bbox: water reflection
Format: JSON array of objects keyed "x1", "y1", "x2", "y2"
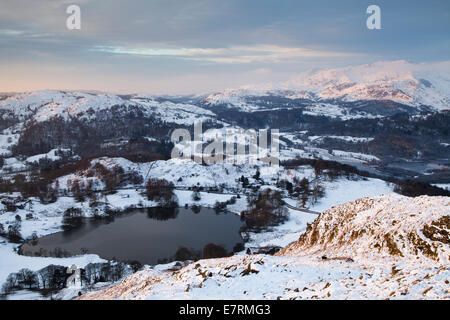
[{"x1": 146, "y1": 207, "x2": 179, "y2": 221}]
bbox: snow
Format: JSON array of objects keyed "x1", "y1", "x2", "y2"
[
  {"x1": 25, "y1": 148, "x2": 72, "y2": 164},
  {"x1": 1, "y1": 157, "x2": 27, "y2": 173},
  {"x1": 173, "y1": 190, "x2": 246, "y2": 213},
  {"x1": 0, "y1": 90, "x2": 222, "y2": 129},
  {"x1": 287, "y1": 60, "x2": 450, "y2": 110},
  {"x1": 0, "y1": 125, "x2": 21, "y2": 157},
  {"x1": 147, "y1": 158, "x2": 275, "y2": 189},
  {"x1": 308, "y1": 135, "x2": 374, "y2": 143},
  {"x1": 131, "y1": 97, "x2": 217, "y2": 125},
  {"x1": 330, "y1": 150, "x2": 379, "y2": 162},
  {"x1": 202, "y1": 88, "x2": 263, "y2": 112},
  {"x1": 309, "y1": 178, "x2": 393, "y2": 212},
  {"x1": 432, "y1": 183, "x2": 450, "y2": 191},
  {"x1": 0, "y1": 90, "x2": 128, "y2": 122},
  {"x1": 246, "y1": 208, "x2": 317, "y2": 248},
  {"x1": 303, "y1": 103, "x2": 380, "y2": 120},
  {"x1": 1, "y1": 289, "x2": 46, "y2": 300}
]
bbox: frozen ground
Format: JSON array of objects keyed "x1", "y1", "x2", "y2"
[
  {"x1": 433, "y1": 183, "x2": 450, "y2": 191},
  {"x1": 309, "y1": 177, "x2": 392, "y2": 212}
]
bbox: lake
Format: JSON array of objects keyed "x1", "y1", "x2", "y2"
[{"x1": 20, "y1": 207, "x2": 244, "y2": 265}]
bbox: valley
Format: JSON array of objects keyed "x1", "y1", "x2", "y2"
[{"x1": 0, "y1": 60, "x2": 448, "y2": 300}]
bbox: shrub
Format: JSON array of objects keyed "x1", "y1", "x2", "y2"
[
  {"x1": 146, "y1": 178, "x2": 177, "y2": 206},
  {"x1": 7, "y1": 221, "x2": 22, "y2": 243},
  {"x1": 0, "y1": 223, "x2": 5, "y2": 237},
  {"x1": 122, "y1": 152, "x2": 168, "y2": 163},
  {"x1": 233, "y1": 242, "x2": 245, "y2": 253},
  {"x1": 239, "y1": 175, "x2": 249, "y2": 187},
  {"x1": 62, "y1": 207, "x2": 83, "y2": 230},
  {"x1": 17, "y1": 268, "x2": 38, "y2": 289},
  {"x1": 393, "y1": 180, "x2": 450, "y2": 197},
  {"x1": 214, "y1": 201, "x2": 228, "y2": 213},
  {"x1": 190, "y1": 205, "x2": 201, "y2": 214},
  {"x1": 202, "y1": 243, "x2": 229, "y2": 259},
  {"x1": 173, "y1": 246, "x2": 200, "y2": 261},
  {"x1": 191, "y1": 190, "x2": 201, "y2": 201},
  {"x1": 241, "y1": 189, "x2": 288, "y2": 231}
]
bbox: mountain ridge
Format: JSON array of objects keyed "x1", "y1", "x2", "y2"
[{"x1": 202, "y1": 60, "x2": 450, "y2": 111}]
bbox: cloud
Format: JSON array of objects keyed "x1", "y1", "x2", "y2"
[
  {"x1": 0, "y1": 29, "x2": 26, "y2": 36},
  {"x1": 93, "y1": 44, "x2": 357, "y2": 64},
  {"x1": 0, "y1": 29, "x2": 53, "y2": 39}
]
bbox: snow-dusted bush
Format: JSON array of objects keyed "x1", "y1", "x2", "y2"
[{"x1": 202, "y1": 243, "x2": 229, "y2": 259}]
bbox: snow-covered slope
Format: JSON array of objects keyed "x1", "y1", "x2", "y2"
[
  {"x1": 279, "y1": 194, "x2": 450, "y2": 264},
  {"x1": 203, "y1": 60, "x2": 450, "y2": 111},
  {"x1": 0, "y1": 90, "x2": 129, "y2": 122},
  {"x1": 130, "y1": 96, "x2": 217, "y2": 125},
  {"x1": 78, "y1": 194, "x2": 450, "y2": 300}
]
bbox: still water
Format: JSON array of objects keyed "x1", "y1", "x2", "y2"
[{"x1": 20, "y1": 207, "x2": 243, "y2": 265}]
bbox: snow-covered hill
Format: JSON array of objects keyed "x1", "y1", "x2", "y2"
[
  {"x1": 203, "y1": 60, "x2": 450, "y2": 111},
  {"x1": 0, "y1": 90, "x2": 215, "y2": 124},
  {"x1": 0, "y1": 90, "x2": 128, "y2": 122},
  {"x1": 0, "y1": 90, "x2": 220, "y2": 158},
  {"x1": 78, "y1": 194, "x2": 450, "y2": 300},
  {"x1": 278, "y1": 194, "x2": 450, "y2": 264}
]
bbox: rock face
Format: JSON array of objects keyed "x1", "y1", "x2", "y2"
[{"x1": 278, "y1": 194, "x2": 450, "y2": 265}]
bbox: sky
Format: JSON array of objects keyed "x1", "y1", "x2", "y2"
[{"x1": 0, "y1": 0, "x2": 449, "y2": 94}]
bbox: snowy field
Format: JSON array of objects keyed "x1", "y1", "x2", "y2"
[{"x1": 309, "y1": 178, "x2": 392, "y2": 212}]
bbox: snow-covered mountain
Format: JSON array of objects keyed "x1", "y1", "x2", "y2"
[
  {"x1": 203, "y1": 60, "x2": 450, "y2": 111},
  {"x1": 77, "y1": 194, "x2": 450, "y2": 300},
  {"x1": 2, "y1": 60, "x2": 448, "y2": 124}
]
